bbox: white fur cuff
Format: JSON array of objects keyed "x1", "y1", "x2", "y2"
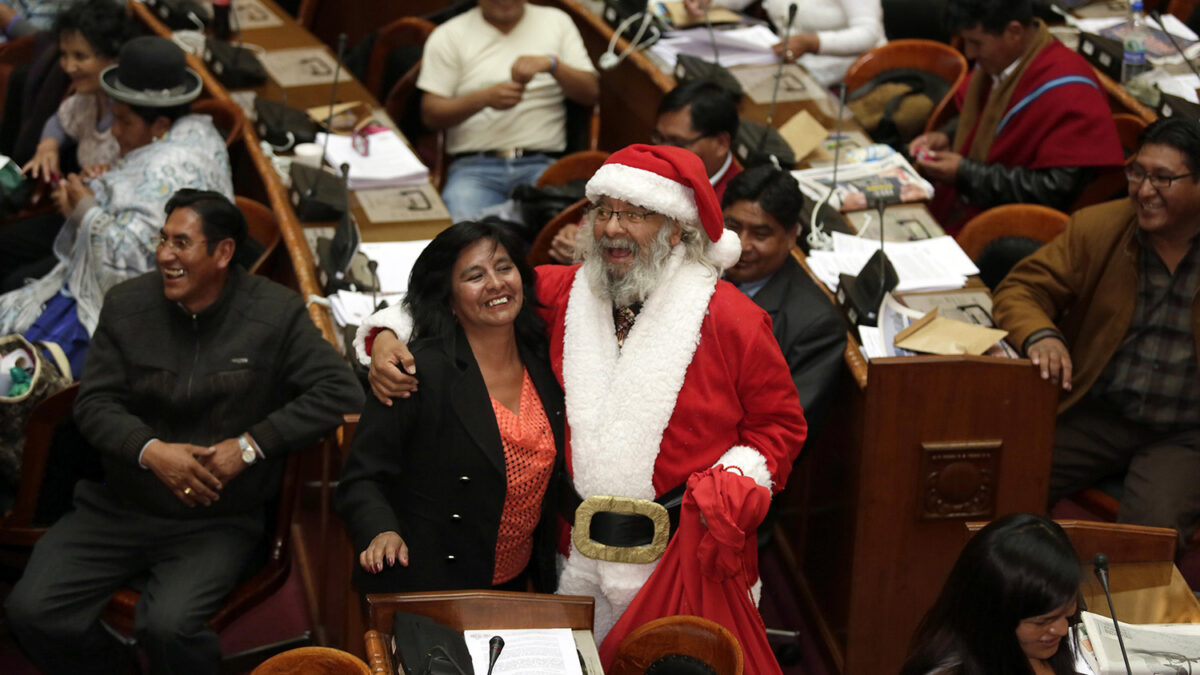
[
  {"x1": 352, "y1": 304, "x2": 413, "y2": 365},
  {"x1": 716, "y1": 445, "x2": 774, "y2": 491}
]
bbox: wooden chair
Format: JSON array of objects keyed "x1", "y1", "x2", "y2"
[
  {"x1": 235, "y1": 195, "x2": 282, "y2": 277},
  {"x1": 1113, "y1": 112, "x2": 1148, "y2": 158},
  {"x1": 535, "y1": 150, "x2": 609, "y2": 188},
  {"x1": 607, "y1": 615, "x2": 744, "y2": 675},
  {"x1": 1168, "y1": 0, "x2": 1200, "y2": 22},
  {"x1": 191, "y1": 98, "x2": 246, "y2": 150},
  {"x1": 527, "y1": 197, "x2": 588, "y2": 267},
  {"x1": 250, "y1": 646, "x2": 370, "y2": 675},
  {"x1": 1071, "y1": 113, "x2": 1143, "y2": 211},
  {"x1": 383, "y1": 61, "x2": 446, "y2": 191},
  {"x1": 364, "y1": 17, "x2": 435, "y2": 99},
  {"x1": 0, "y1": 34, "x2": 38, "y2": 117},
  {"x1": 842, "y1": 39, "x2": 969, "y2": 136},
  {"x1": 955, "y1": 203, "x2": 1069, "y2": 261},
  {"x1": 100, "y1": 433, "x2": 335, "y2": 667},
  {"x1": 0, "y1": 382, "x2": 79, "y2": 571}
]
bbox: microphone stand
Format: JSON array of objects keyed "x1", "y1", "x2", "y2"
[{"x1": 1093, "y1": 553, "x2": 1134, "y2": 675}]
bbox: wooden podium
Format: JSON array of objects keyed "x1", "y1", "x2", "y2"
[
  {"x1": 774, "y1": 349, "x2": 1060, "y2": 674},
  {"x1": 362, "y1": 591, "x2": 598, "y2": 674}
]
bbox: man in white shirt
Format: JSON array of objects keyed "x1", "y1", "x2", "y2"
[{"x1": 419, "y1": 0, "x2": 599, "y2": 222}]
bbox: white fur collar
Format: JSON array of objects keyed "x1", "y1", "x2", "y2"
[{"x1": 562, "y1": 247, "x2": 718, "y2": 499}]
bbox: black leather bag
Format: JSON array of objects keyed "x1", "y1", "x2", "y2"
[{"x1": 391, "y1": 611, "x2": 472, "y2": 675}]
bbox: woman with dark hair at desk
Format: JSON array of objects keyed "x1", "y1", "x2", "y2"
[
  {"x1": 901, "y1": 513, "x2": 1083, "y2": 675},
  {"x1": 335, "y1": 221, "x2": 564, "y2": 596}
]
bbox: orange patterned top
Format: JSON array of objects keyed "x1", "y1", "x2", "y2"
[{"x1": 490, "y1": 370, "x2": 556, "y2": 585}]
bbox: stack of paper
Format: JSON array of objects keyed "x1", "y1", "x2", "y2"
[
  {"x1": 650, "y1": 24, "x2": 780, "y2": 68},
  {"x1": 317, "y1": 130, "x2": 429, "y2": 190},
  {"x1": 357, "y1": 239, "x2": 433, "y2": 294},
  {"x1": 329, "y1": 290, "x2": 396, "y2": 327},
  {"x1": 806, "y1": 232, "x2": 979, "y2": 294}
]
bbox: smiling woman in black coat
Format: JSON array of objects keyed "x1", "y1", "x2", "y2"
[{"x1": 335, "y1": 221, "x2": 565, "y2": 595}]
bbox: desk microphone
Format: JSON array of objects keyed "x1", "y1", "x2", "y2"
[
  {"x1": 485, "y1": 635, "x2": 504, "y2": 675},
  {"x1": 1149, "y1": 10, "x2": 1200, "y2": 84},
  {"x1": 1092, "y1": 553, "x2": 1134, "y2": 675},
  {"x1": 367, "y1": 259, "x2": 382, "y2": 311},
  {"x1": 766, "y1": 4, "x2": 798, "y2": 129}
]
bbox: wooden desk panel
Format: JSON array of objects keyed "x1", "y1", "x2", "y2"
[{"x1": 1082, "y1": 562, "x2": 1200, "y2": 625}]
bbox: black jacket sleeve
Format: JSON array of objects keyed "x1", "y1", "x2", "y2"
[{"x1": 956, "y1": 160, "x2": 1091, "y2": 211}]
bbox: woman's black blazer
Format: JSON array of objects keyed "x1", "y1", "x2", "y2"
[{"x1": 335, "y1": 328, "x2": 566, "y2": 595}]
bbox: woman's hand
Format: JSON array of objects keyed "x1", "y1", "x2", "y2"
[
  {"x1": 81, "y1": 164, "x2": 110, "y2": 180},
  {"x1": 360, "y1": 531, "x2": 410, "y2": 573},
  {"x1": 683, "y1": 0, "x2": 710, "y2": 19},
  {"x1": 772, "y1": 34, "x2": 820, "y2": 62},
  {"x1": 23, "y1": 138, "x2": 61, "y2": 182}
]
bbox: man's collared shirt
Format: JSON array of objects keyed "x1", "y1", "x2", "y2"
[
  {"x1": 709, "y1": 151, "x2": 733, "y2": 187},
  {"x1": 733, "y1": 272, "x2": 774, "y2": 300},
  {"x1": 1094, "y1": 230, "x2": 1200, "y2": 430}
]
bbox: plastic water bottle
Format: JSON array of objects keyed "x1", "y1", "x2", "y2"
[{"x1": 1121, "y1": 0, "x2": 1153, "y2": 84}]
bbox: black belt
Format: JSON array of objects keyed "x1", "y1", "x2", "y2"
[
  {"x1": 566, "y1": 483, "x2": 686, "y2": 549},
  {"x1": 450, "y1": 148, "x2": 564, "y2": 161}
]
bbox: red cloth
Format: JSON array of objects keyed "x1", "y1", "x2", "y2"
[
  {"x1": 932, "y1": 40, "x2": 1124, "y2": 232},
  {"x1": 712, "y1": 157, "x2": 742, "y2": 203},
  {"x1": 597, "y1": 467, "x2": 781, "y2": 674}
]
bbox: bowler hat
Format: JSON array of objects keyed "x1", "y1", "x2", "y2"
[{"x1": 100, "y1": 36, "x2": 203, "y2": 107}]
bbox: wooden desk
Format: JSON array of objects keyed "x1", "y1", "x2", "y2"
[
  {"x1": 362, "y1": 591, "x2": 599, "y2": 675},
  {"x1": 774, "y1": 251, "x2": 1059, "y2": 675},
  {"x1": 210, "y1": 0, "x2": 452, "y2": 242},
  {"x1": 545, "y1": 0, "x2": 855, "y2": 151}
]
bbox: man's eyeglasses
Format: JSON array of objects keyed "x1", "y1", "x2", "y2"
[
  {"x1": 154, "y1": 235, "x2": 208, "y2": 253},
  {"x1": 650, "y1": 131, "x2": 708, "y2": 148},
  {"x1": 1125, "y1": 166, "x2": 1197, "y2": 189},
  {"x1": 591, "y1": 205, "x2": 660, "y2": 225}
]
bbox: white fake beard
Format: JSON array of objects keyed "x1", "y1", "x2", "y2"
[{"x1": 576, "y1": 219, "x2": 676, "y2": 308}]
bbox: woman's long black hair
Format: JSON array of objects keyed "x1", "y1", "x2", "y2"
[
  {"x1": 901, "y1": 513, "x2": 1083, "y2": 675},
  {"x1": 404, "y1": 220, "x2": 545, "y2": 353}
]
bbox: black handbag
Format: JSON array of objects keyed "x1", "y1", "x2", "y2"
[{"x1": 391, "y1": 611, "x2": 472, "y2": 675}]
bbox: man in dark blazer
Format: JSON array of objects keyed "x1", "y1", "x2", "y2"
[{"x1": 721, "y1": 166, "x2": 847, "y2": 439}]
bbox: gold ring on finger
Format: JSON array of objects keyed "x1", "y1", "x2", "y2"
[{"x1": 183, "y1": 487, "x2": 193, "y2": 496}]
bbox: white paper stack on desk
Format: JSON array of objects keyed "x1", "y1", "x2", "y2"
[
  {"x1": 317, "y1": 130, "x2": 429, "y2": 190},
  {"x1": 807, "y1": 232, "x2": 979, "y2": 294},
  {"x1": 650, "y1": 24, "x2": 780, "y2": 68}
]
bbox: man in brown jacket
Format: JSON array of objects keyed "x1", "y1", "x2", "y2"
[{"x1": 993, "y1": 117, "x2": 1200, "y2": 546}]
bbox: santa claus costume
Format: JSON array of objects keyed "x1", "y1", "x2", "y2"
[{"x1": 542, "y1": 146, "x2": 806, "y2": 667}]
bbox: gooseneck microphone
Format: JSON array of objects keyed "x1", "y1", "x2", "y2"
[
  {"x1": 766, "y1": 3, "x2": 798, "y2": 129},
  {"x1": 1149, "y1": 9, "x2": 1200, "y2": 83},
  {"x1": 1092, "y1": 553, "x2": 1134, "y2": 675},
  {"x1": 485, "y1": 635, "x2": 505, "y2": 675}
]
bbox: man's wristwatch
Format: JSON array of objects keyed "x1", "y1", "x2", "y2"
[{"x1": 238, "y1": 435, "x2": 258, "y2": 465}]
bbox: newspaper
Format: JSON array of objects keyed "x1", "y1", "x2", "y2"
[
  {"x1": 792, "y1": 148, "x2": 934, "y2": 212},
  {"x1": 1080, "y1": 610, "x2": 1200, "y2": 675}
]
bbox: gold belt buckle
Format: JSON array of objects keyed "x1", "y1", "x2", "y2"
[{"x1": 572, "y1": 495, "x2": 670, "y2": 564}]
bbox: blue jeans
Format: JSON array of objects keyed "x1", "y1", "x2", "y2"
[{"x1": 441, "y1": 154, "x2": 555, "y2": 223}]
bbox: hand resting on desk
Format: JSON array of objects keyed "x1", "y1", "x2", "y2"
[
  {"x1": 1027, "y1": 335, "x2": 1073, "y2": 391},
  {"x1": 360, "y1": 531, "x2": 410, "y2": 573}
]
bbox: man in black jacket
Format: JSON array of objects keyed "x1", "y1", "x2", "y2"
[
  {"x1": 5, "y1": 190, "x2": 363, "y2": 673},
  {"x1": 721, "y1": 166, "x2": 846, "y2": 441}
]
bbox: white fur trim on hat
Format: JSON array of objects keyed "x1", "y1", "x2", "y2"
[
  {"x1": 713, "y1": 229, "x2": 741, "y2": 270},
  {"x1": 586, "y1": 163, "x2": 700, "y2": 225},
  {"x1": 716, "y1": 445, "x2": 774, "y2": 491}
]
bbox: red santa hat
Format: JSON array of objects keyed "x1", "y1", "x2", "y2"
[{"x1": 585, "y1": 144, "x2": 741, "y2": 268}]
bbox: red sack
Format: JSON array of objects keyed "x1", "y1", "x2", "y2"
[{"x1": 598, "y1": 466, "x2": 780, "y2": 674}]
